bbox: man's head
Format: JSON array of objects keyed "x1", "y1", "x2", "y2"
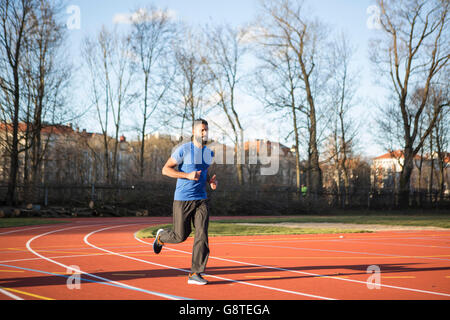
[{"x1": 192, "y1": 118, "x2": 208, "y2": 146}]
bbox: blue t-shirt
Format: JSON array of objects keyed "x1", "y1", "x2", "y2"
[{"x1": 171, "y1": 142, "x2": 214, "y2": 201}]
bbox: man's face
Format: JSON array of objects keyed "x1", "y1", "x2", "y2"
[{"x1": 193, "y1": 123, "x2": 208, "y2": 145}]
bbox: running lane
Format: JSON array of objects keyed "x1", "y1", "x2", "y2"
[{"x1": 0, "y1": 218, "x2": 449, "y2": 300}]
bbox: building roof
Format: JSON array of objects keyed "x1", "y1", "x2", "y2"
[
  {"x1": 373, "y1": 150, "x2": 422, "y2": 161},
  {"x1": 438, "y1": 152, "x2": 450, "y2": 164},
  {"x1": 0, "y1": 122, "x2": 110, "y2": 140},
  {"x1": 0, "y1": 122, "x2": 75, "y2": 135},
  {"x1": 374, "y1": 150, "x2": 450, "y2": 163}
]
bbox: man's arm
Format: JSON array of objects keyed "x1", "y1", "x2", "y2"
[
  {"x1": 162, "y1": 157, "x2": 201, "y2": 181},
  {"x1": 207, "y1": 163, "x2": 218, "y2": 190}
]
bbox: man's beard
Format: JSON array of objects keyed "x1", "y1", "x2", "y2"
[{"x1": 194, "y1": 135, "x2": 207, "y2": 145}]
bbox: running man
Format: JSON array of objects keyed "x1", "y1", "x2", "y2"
[{"x1": 153, "y1": 119, "x2": 217, "y2": 285}]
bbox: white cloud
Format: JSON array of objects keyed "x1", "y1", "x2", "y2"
[
  {"x1": 239, "y1": 25, "x2": 268, "y2": 44},
  {"x1": 113, "y1": 8, "x2": 177, "y2": 25}
]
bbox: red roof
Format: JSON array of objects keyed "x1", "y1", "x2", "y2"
[
  {"x1": 0, "y1": 122, "x2": 75, "y2": 135},
  {"x1": 373, "y1": 150, "x2": 445, "y2": 161},
  {"x1": 440, "y1": 153, "x2": 450, "y2": 164},
  {"x1": 0, "y1": 122, "x2": 121, "y2": 142}
]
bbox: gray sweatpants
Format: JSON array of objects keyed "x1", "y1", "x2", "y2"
[{"x1": 159, "y1": 199, "x2": 210, "y2": 274}]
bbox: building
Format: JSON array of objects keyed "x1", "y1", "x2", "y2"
[
  {"x1": 0, "y1": 122, "x2": 134, "y2": 185},
  {"x1": 371, "y1": 150, "x2": 450, "y2": 193}
]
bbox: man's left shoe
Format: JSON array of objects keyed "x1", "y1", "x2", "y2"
[{"x1": 187, "y1": 273, "x2": 208, "y2": 285}]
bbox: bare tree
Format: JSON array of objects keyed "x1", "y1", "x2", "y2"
[
  {"x1": 82, "y1": 26, "x2": 136, "y2": 184},
  {"x1": 21, "y1": 0, "x2": 71, "y2": 201},
  {"x1": 326, "y1": 33, "x2": 360, "y2": 206},
  {"x1": 205, "y1": 23, "x2": 248, "y2": 185},
  {"x1": 170, "y1": 26, "x2": 211, "y2": 135},
  {"x1": 431, "y1": 87, "x2": 449, "y2": 201},
  {"x1": 252, "y1": 33, "x2": 303, "y2": 192},
  {"x1": 370, "y1": 0, "x2": 449, "y2": 207},
  {"x1": 0, "y1": 0, "x2": 37, "y2": 204},
  {"x1": 425, "y1": 97, "x2": 436, "y2": 201},
  {"x1": 128, "y1": 6, "x2": 176, "y2": 179},
  {"x1": 256, "y1": 0, "x2": 331, "y2": 195}
]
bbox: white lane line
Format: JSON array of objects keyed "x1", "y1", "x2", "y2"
[
  {"x1": 0, "y1": 225, "x2": 60, "y2": 236},
  {"x1": 207, "y1": 238, "x2": 450, "y2": 248},
  {"x1": 0, "y1": 250, "x2": 154, "y2": 264},
  {"x1": 25, "y1": 224, "x2": 190, "y2": 300},
  {"x1": 135, "y1": 236, "x2": 450, "y2": 298},
  {"x1": 84, "y1": 224, "x2": 335, "y2": 300},
  {"x1": 339, "y1": 239, "x2": 450, "y2": 250},
  {"x1": 233, "y1": 242, "x2": 450, "y2": 262},
  {"x1": 207, "y1": 235, "x2": 450, "y2": 247},
  {"x1": 0, "y1": 244, "x2": 151, "y2": 255},
  {"x1": 0, "y1": 287, "x2": 24, "y2": 300},
  {"x1": 0, "y1": 218, "x2": 170, "y2": 236}
]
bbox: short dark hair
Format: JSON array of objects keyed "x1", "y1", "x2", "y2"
[{"x1": 194, "y1": 118, "x2": 208, "y2": 127}]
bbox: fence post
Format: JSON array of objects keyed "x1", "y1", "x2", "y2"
[
  {"x1": 91, "y1": 184, "x2": 95, "y2": 201},
  {"x1": 44, "y1": 186, "x2": 48, "y2": 207}
]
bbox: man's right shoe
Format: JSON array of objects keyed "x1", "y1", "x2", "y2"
[
  {"x1": 187, "y1": 273, "x2": 208, "y2": 285},
  {"x1": 153, "y1": 229, "x2": 164, "y2": 254}
]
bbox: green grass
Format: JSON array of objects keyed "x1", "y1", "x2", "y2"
[
  {"x1": 2, "y1": 213, "x2": 448, "y2": 236},
  {"x1": 213, "y1": 215, "x2": 450, "y2": 229},
  {"x1": 136, "y1": 223, "x2": 371, "y2": 239},
  {"x1": 136, "y1": 214, "x2": 449, "y2": 238},
  {"x1": 0, "y1": 218, "x2": 67, "y2": 229}
]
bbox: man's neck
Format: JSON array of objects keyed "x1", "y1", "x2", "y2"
[{"x1": 192, "y1": 140, "x2": 204, "y2": 148}]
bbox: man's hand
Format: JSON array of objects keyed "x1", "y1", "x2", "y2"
[
  {"x1": 187, "y1": 170, "x2": 202, "y2": 181},
  {"x1": 209, "y1": 174, "x2": 217, "y2": 190}
]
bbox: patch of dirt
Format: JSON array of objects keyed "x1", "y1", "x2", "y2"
[{"x1": 235, "y1": 222, "x2": 448, "y2": 231}]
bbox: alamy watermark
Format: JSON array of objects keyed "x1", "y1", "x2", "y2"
[
  {"x1": 366, "y1": 265, "x2": 381, "y2": 290},
  {"x1": 66, "y1": 265, "x2": 81, "y2": 290},
  {"x1": 366, "y1": 5, "x2": 382, "y2": 30},
  {"x1": 171, "y1": 136, "x2": 280, "y2": 176},
  {"x1": 66, "y1": 5, "x2": 81, "y2": 30}
]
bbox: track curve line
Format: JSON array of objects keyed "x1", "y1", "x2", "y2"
[
  {"x1": 25, "y1": 224, "x2": 190, "y2": 300},
  {"x1": 118, "y1": 225, "x2": 334, "y2": 300},
  {"x1": 84, "y1": 224, "x2": 335, "y2": 300}
]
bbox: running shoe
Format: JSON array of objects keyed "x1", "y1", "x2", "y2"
[
  {"x1": 188, "y1": 273, "x2": 208, "y2": 285},
  {"x1": 153, "y1": 229, "x2": 164, "y2": 254}
]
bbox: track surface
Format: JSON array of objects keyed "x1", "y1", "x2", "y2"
[{"x1": 0, "y1": 217, "x2": 449, "y2": 300}]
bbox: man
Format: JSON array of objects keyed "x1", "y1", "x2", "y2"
[
  {"x1": 301, "y1": 184, "x2": 307, "y2": 197},
  {"x1": 154, "y1": 119, "x2": 217, "y2": 285}
]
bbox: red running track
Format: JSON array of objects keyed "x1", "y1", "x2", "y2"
[{"x1": 0, "y1": 217, "x2": 449, "y2": 300}]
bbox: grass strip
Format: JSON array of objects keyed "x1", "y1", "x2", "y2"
[
  {"x1": 136, "y1": 223, "x2": 370, "y2": 239},
  {"x1": 212, "y1": 215, "x2": 450, "y2": 229},
  {"x1": 0, "y1": 218, "x2": 67, "y2": 229}
]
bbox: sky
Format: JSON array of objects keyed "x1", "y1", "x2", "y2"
[{"x1": 63, "y1": 0, "x2": 387, "y2": 158}]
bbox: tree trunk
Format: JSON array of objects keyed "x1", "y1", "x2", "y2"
[
  {"x1": 6, "y1": 97, "x2": 20, "y2": 205},
  {"x1": 139, "y1": 74, "x2": 149, "y2": 179},
  {"x1": 300, "y1": 57, "x2": 322, "y2": 195},
  {"x1": 399, "y1": 149, "x2": 414, "y2": 208}
]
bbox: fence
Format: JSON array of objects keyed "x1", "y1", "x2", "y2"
[{"x1": 1, "y1": 183, "x2": 449, "y2": 215}]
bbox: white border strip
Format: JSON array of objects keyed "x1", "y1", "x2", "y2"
[{"x1": 0, "y1": 287, "x2": 24, "y2": 300}]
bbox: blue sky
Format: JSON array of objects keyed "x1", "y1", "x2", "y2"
[{"x1": 64, "y1": 0, "x2": 385, "y2": 157}]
